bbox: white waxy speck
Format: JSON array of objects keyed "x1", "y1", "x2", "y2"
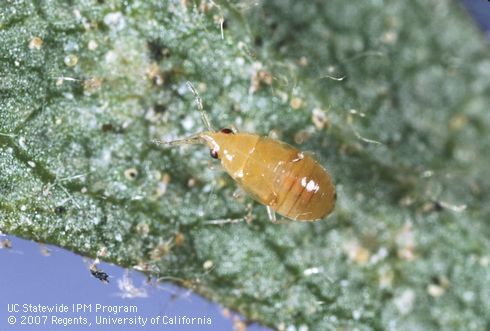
[
  {"x1": 63, "y1": 40, "x2": 79, "y2": 52},
  {"x1": 301, "y1": 177, "x2": 307, "y2": 187},
  {"x1": 203, "y1": 260, "x2": 214, "y2": 270},
  {"x1": 370, "y1": 247, "x2": 388, "y2": 264},
  {"x1": 303, "y1": 267, "x2": 323, "y2": 276},
  {"x1": 349, "y1": 108, "x2": 366, "y2": 117},
  {"x1": 73, "y1": 9, "x2": 81, "y2": 19},
  {"x1": 305, "y1": 179, "x2": 319, "y2": 192},
  {"x1": 235, "y1": 57, "x2": 245, "y2": 66},
  {"x1": 182, "y1": 116, "x2": 195, "y2": 130},
  {"x1": 18, "y1": 137, "x2": 27, "y2": 150},
  {"x1": 27, "y1": 161, "x2": 36, "y2": 168},
  {"x1": 234, "y1": 169, "x2": 244, "y2": 178},
  {"x1": 88, "y1": 40, "x2": 98, "y2": 50},
  {"x1": 103, "y1": 12, "x2": 126, "y2": 31},
  {"x1": 177, "y1": 82, "x2": 189, "y2": 95},
  {"x1": 62, "y1": 92, "x2": 74, "y2": 100},
  {"x1": 427, "y1": 284, "x2": 445, "y2": 297},
  {"x1": 105, "y1": 50, "x2": 117, "y2": 63}
]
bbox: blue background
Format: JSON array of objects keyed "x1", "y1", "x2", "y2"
[{"x1": 0, "y1": 236, "x2": 269, "y2": 331}]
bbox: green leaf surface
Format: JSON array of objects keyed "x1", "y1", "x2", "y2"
[{"x1": 1, "y1": 0, "x2": 489, "y2": 330}]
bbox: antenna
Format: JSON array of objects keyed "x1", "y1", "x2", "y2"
[{"x1": 186, "y1": 81, "x2": 214, "y2": 132}]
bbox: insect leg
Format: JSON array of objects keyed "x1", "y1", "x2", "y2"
[
  {"x1": 203, "y1": 204, "x2": 254, "y2": 226},
  {"x1": 266, "y1": 205, "x2": 291, "y2": 224},
  {"x1": 153, "y1": 134, "x2": 204, "y2": 146},
  {"x1": 203, "y1": 218, "x2": 247, "y2": 225},
  {"x1": 266, "y1": 205, "x2": 277, "y2": 223}
]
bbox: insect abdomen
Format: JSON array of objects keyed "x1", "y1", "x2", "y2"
[
  {"x1": 273, "y1": 153, "x2": 335, "y2": 220},
  {"x1": 236, "y1": 136, "x2": 335, "y2": 221}
]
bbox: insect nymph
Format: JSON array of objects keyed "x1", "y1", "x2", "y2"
[{"x1": 165, "y1": 82, "x2": 336, "y2": 222}]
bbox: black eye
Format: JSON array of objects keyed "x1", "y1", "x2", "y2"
[
  {"x1": 220, "y1": 128, "x2": 234, "y2": 134},
  {"x1": 210, "y1": 149, "x2": 219, "y2": 159}
]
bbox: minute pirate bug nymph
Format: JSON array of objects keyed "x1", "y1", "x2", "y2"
[{"x1": 163, "y1": 82, "x2": 336, "y2": 222}]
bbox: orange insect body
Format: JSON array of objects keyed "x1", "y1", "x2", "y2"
[
  {"x1": 166, "y1": 82, "x2": 335, "y2": 222},
  {"x1": 202, "y1": 131, "x2": 336, "y2": 221}
]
